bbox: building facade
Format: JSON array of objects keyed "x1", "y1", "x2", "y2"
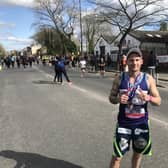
[{"x1": 94, "y1": 30, "x2": 168, "y2": 67}]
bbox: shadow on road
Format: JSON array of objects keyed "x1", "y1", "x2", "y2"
[
  {"x1": 32, "y1": 80, "x2": 56, "y2": 85},
  {"x1": 0, "y1": 150, "x2": 83, "y2": 168},
  {"x1": 68, "y1": 74, "x2": 112, "y2": 79},
  {"x1": 156, "y1": 83, "x2": 166, "y2": 88}
]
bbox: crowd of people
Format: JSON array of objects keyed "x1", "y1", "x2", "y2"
[{"x1": 0, "y1": 55, "x2": 40, "y2": 69}]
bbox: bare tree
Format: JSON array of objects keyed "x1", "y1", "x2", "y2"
[
  {"x1": 83, "y1": 14, "x2": 100, "y2": 54},
  {"x1": 33, "y1": 0, "x2": 78, "y2": 54},
  {"x1": 32, "y1": 28, "x2": 58, "y2": 54},
  {"x1": 160, "y1": 22, "x2": 168, "y2": 31},
  {"x1": 88, "y1": 0, "x2": 168, "y2": 69},
  {"x1": 83, "y1": 13, "x2": 114, "y2": 54}
]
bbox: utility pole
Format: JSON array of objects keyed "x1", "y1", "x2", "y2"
[{"x1": 79, "y1": 0, "x2": 83, "y2": 57}]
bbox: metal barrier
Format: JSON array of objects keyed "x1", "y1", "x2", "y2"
[{"x1": 148, "y1": 66, "x2": 158, "y2": 84}]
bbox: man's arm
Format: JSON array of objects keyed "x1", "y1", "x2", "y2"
[
  {"x1": 139, "y1": 74, "x2": 161, "y2": 106},
  {"x1": 109, "y1": 74, "x2": 120, "y2": 104},
  {"x1": 148, "y1": 74, "x2": 161, "y2": 106}
]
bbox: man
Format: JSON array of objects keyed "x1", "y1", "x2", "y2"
[
  {"x1": 121, "y1": 54, "x2": 128, "y2": 72},
  {"x1": 57, "y1": 56, "x2": 72, "y2": 85},
  {"x1": 53, "y1": 56, "x2": 59, "y2": 83},
  {"x1": 98, "y1": 56, "x2": 106, "y2": 77},
  {"x1": 79, "y1": 57, "x2": 87, "y2": 77},
  {"x1": 109, "y1": 48, "x2": 161, "y2": 168}
]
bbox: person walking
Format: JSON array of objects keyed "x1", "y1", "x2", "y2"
[
  {"x1": 121, "y1": 54, "x2": 128, "y2": 72},
  {"x1": 79, "y1": 57, "x2": 87, "y2": 77},
  {"x1": 0, "y1": 60, "x2": 2, "y2": 71},
  {"x1": 99, "y1": 56, "x2": 105, "y2": 77},
  {"x1": 109, "y1": 48, "x2": 161, "y2": 168},
  {"x1": 57, "y1": 57, "x2": 72, "y2": 85},
  {"x1": 16, "y1": 56, "x2": 21, "y2": 68},
  {"x1": 53, "y1": 56, "x2": 60, "y2": 83}
]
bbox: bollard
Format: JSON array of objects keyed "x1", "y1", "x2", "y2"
[{"x1": 156, "y1": 73, "x2": 159, "y2": 85}]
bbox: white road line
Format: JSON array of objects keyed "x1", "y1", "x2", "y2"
[
  {"x1": 70, "y1": 85, "x2": 87, "y2": 93},
  {"x1": 70, "y1": 84, "x2": 110, "y2": 104},
  {"x1": 70, "y1": 84, "x2": 168, "y2": 128},
  {"x1": 150, "y1": 116, "x2": 168, "y2": 128},
  {"x1": 34, "y1": 66, "x2": 168, "y2": 128}
]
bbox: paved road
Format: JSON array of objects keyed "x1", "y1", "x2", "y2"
[
  {"x1": 0, "y1": 65, "x2": 168, "y2": 168},
  {"x1": 41, "y1": 64, "x2": 168, "y2": 125}
]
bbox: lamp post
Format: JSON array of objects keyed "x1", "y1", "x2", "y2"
[{"x1": 79, "y1": 0, "x2": 83, "y2": 57}]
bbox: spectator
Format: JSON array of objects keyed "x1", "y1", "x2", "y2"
[
  {"x1": 79, "y1": 57, "x2": 87, "y2": 77},
  {"x1": 57, "y1": 57, "x2": 72, "y2": 85}
]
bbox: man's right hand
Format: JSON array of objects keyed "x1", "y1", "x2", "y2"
[{"x1": 120, "y1": 92, "x2": 129, "y2": 104}]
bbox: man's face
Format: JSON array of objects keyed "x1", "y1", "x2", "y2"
[{"x1": 127, "y1": 53, "x2": 143, "y2": 72}]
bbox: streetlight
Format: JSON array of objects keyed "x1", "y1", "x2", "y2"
[{"x1": 79, "y1": 0, "x2": 83, "y2": 57}]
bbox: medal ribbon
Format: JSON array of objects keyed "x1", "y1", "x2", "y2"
[{"x1": 127, "y1": 73, "x2": 141, "y2": 102}]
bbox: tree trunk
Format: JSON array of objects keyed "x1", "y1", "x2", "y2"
[
  {"x1": 116, "y1": 29, "x2": 130, "y2": 71},
  {"x1": 117, "y1": 44, "x2": 122, "y2": 71}
]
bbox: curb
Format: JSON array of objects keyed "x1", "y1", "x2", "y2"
[{"x1": 105, "y1": 70, "x2": 168, "y2": 82}]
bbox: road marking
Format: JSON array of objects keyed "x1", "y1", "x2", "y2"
[
  {"x1": 69, "y1": 84, "x2": 168, "y2": 128},
  {"x1": 70, "y1": 84, "x2": 168, "y2": 128},
  {"x1": 70, "y1": 84, "x2": 110, "y2": 104},
  {"x1": 35, "y1": 66, "x2": 168, "y2": 128},
  {"x1": 150, "y1": 116, "x2": 168, "y2": 128},
  {"x1": 70, "y1": 85, "x2": 87, "y2": 93}
]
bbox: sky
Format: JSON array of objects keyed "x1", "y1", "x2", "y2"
[
  {"x1": 0, "y1": 0, "x2": 94, "y2": 52},
  {"x1": 0, "y1": 0, "x2": 36, "y2": 51},
  {"x1": 0, "y1": 0, "x2": 167, "y2": 52}
]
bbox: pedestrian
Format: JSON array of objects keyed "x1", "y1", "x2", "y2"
[
  {"x1": 57, "y1": 57, "x2": 72, "y2": 85},
  {"x1": 11, "y1": 55, "x2": 15, "y2": 68},
  {"x1": 53, "y1": 56, "x2": 60, "y2": 83},
  {"x1": 28, "y1": 56, "x2": 33, "y2": 67},
  {"x1": 90, "y1": 54, "x2": 96, "y2": 72},
  {"x1": 79, "y1": 57, "x2": 87, "y2": 77},
  {"x1": 22, "y1": 55, "x2": 27, "y2": 68},
  {"x1": 16, "y1": 56, "x2": 21, "y2": 68},
  {"x1": 121, "y1": 54, "x2": 128, "y2": 72},
  {"x1": 99, "y1": 56, "x2": 105, "y2": 77},
  {"x1": 147, "y1": 51, "x2": 157, "y2": 79},
  {"x1": 109, "y1": 48, "x2": 161, "y2": 168},
  {"x1": 6, "y1": 56, "x2": 11, "y2": 68},
  {"x1": 0, "y1": 61, "x2": 2, "y2": 71}
]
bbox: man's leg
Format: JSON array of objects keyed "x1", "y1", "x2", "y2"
[
  {"x1": 62, "y1": 69, "x2": 70, "y2": 82},
  {"x1": 109, "y1": 156, "x2": 122, "y2": 168},
  {"x1": 58, "y1": 71, "x2": 62, "y2": 83},
  {"x1": 110, "y1": 125, "x2": 131, "y2": 168},
  {"x1": 53, "y1": 71, "x2": 57, "y2": 82},
  {"x1": 131, "y1": 151, "x2": 142, "y2": 168}
]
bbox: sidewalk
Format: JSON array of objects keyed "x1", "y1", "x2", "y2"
[
  {"x1": 104, "y1": 69, "x2": 168, "y2": 89},
  {"x1": 156, "y1": 72, "x2": 168, "y2": 89},
  {"x1": 157, "y1": 72, "x2": 168, "y2": 82},
  {"x1": 66, "y1": 65, "x2": 168, "y2": 89}
]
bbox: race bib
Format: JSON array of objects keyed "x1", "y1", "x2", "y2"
[{"x1": 125, "y1": 105, "x2": 145, "y2": 119}]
